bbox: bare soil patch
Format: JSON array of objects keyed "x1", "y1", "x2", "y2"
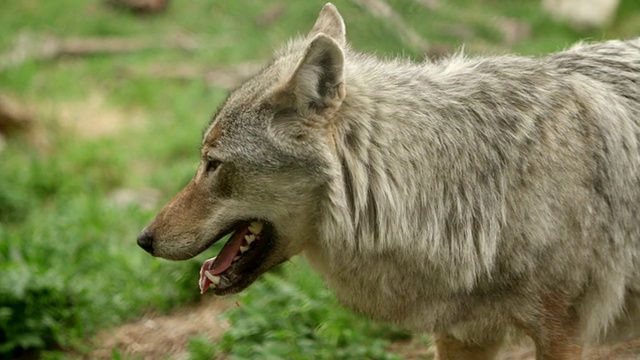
[
  {"x1": 54, "y1": 92, "x2": 147, "y2": 139},
  {"x1": 89, "y1": 296, "x2": 231, "y2": 360}
]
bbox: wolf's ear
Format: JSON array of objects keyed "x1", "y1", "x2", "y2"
[
  {"x1": 309, "y1": 3, "x2": 346, "y2": 47},
  {"x1": 273, "y1": 34, "x2": 345, "y2": 115}
]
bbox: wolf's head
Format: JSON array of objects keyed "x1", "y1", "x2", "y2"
[{"x1": 137, "y1": 3, "x2": 348, "y2": 295}]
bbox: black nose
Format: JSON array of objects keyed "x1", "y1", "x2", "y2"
[{"x1": 137, "y1": 229, "x2": 154, "y2": 254}]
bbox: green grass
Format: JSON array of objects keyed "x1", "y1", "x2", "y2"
[
  {"x1": 1, "y1": 0, "x2": 639, "y2": 358},
  {"x1": 213, "y1": 259, "x2": 410, "y2": 360}
]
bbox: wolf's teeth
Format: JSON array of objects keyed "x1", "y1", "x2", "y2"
[
  {"x1": 244, "y1": 234, "x2": 256, "y2": 244},
  {"x1": 207, "y1": 257, "x2": 216, "y2": 270},
  {"x1": 248, "y1": 221, "x2": 263, "y2": 234},
  {"x1": 233, "y1": 255, "x2": 241, "y2": 261},
  {"x1": 204, "y1": 271, "x2": 220, "y2": 285},
  {"x1": 240, "y1": 245, "x2": 249, "y2": 253}
]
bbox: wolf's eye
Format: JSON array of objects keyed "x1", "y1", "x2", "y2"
[{"x1": 205, "y1": 157, "x2": 221, "y2": 173}]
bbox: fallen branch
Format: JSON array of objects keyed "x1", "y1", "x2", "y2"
[
  {"x1": 106, "y1": 0, "x2": 169, "y2": 14},
  {"x1": 412, "y1": 0, "x2": 440, "y2": 10},
  {"x1": 129, "y1": 62, "x2": 264, "y2": 89},
  {"x1": 0, "y1": 32, "x2": 198, "y2": 71}
]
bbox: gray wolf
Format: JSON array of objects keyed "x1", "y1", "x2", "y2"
[{"x1": 137, "y1": 3, "x2": 640, "y2": 359}]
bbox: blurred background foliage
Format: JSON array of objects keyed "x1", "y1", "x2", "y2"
[{"x1": 0, "y1": 0, "x2": 638, "y2": 359}]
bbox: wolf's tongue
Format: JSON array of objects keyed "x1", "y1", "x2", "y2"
[
  {"x1": 199, "y1": 226, "x2": 251, "y2": 294},
  {"x1": 213, "y1": 227, "x2": 250, "y2": 272}
]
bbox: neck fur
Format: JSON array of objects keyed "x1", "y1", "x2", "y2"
[{"x1": 314, "y1": 56, "x2": 507, "y2": 289}]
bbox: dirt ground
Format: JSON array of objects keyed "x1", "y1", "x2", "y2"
[
  {"x1": 90, "y1": 296, "x2": 640, "y2": 360},
  {"x1": 89, "y1": 297, "x2": 231, "y2": 360}
]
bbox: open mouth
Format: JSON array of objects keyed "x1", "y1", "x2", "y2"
[{"x1": 198, "y1": 220, "x2": 273, "y2": 295}]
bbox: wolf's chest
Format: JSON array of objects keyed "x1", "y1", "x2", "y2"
[{"x1": 303, "y1": 248, "x2": 466, "y2": 331}]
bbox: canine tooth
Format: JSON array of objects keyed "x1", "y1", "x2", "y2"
[
  {"x1": 244, "y1": 234, "x2": 256, "y2": 244},
  {"x1": 240, "y1": 245, "x2": 249, "y2": 253},
  {"x1": 204, "y1": 271, "x2": 221, "y2": 285},
  {"x1": 248, "y1": 221, "x2": 263, "y2": 234},
  {"x1": 233, "y1": 255, "x2": 241, "y2": 261}
]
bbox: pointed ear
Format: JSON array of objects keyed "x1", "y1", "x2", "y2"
[
  {"x1": 273, "y1": 34, "x2": 345, "y2": 115},
  {"x1": 309, "y1": 3, "x2": 346, "y2": 47}
]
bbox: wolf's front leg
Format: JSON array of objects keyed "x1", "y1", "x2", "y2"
[
  {"x1": 529, "y1": 327, "x2": 584, "y2": 360},
  {"x1": 435, "y1": 332, "x2": 503, "y2": 360},
  {"x1": 523, "y1": 293, "x2": 584, "y2": 360}
]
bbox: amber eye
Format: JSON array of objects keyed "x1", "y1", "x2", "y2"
[{"x1": 205, "y1": 156, "x2": 221, "y2": 173}]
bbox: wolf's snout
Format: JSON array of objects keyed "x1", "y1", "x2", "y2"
[{"x1": 137, "y1": 229, "x2": 154, "y2": 254}]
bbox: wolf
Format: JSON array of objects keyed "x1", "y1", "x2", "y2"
[{"x1": 137, "y1": 3, "x2": 640, "y2": 359}]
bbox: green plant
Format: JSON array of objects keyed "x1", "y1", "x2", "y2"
[
  {"x1": 0, "y1": 254, "x2": 79, "y2": 357},
  {"x1": 187, "y1": 335, "x2": 218, "y2": 360},
  {"x1": 210, "y1": 260, "x2": 410, "y2": 360}
]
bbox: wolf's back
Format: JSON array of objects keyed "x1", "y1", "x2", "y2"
[{"x1": 551, "y1": 39, "x2": 640, "y2": 106}]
